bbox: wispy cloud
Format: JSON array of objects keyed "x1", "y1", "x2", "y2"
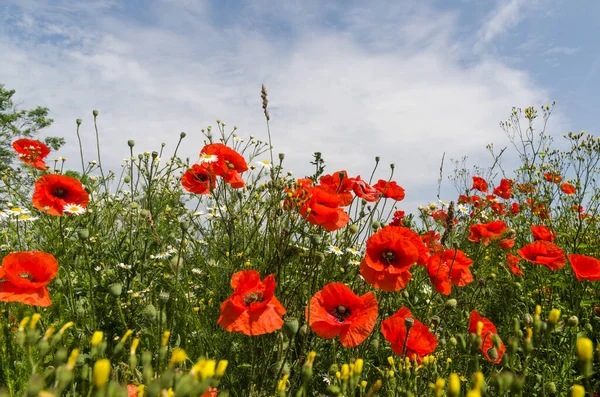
[
  {"x1": 0, "y1": 0, "x2": 553, "y2": 208},
  {"x1": 474, "y1": 0, "x2": 527, "y2": 52}
]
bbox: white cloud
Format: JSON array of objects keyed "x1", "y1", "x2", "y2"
[
  {"x1": 474, "y1": 0, "x2": 526, "y2": 52},
  {"x1": 0, "y1": 0, "x2": 556, "y2": 209}
]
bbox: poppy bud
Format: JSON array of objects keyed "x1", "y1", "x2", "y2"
[
  {"x1": 159, "y1": 291, "x2": 170, "y2": 305},
  {"x1": 77, "y1": 229, "x2": 89, "y2": 240},
  {"x1": 326, "y1": 385, "x2": 341, "y2": 395},
  {"x1": 478, "y1": 278, "x2": 485, "y2": 285},
  {"x1": 430, "y1": 316, "x2": 440, "y2": 327},
  {"x1": 522, "y1": 313, "x2": 533, "y2": 326},
  {"x1": 445, "y1": 299, "x2": 457, "y2": 309},
  {"x1": 128, "y1": 140, "x2": 135, "y2": 147},
  {"x1": 279, "y1": 153, "x2": 285, "y2": 161},
  {"x1": 370, "y1": 334, "x2": 380, "y2": 350},
  {"x1": 55, "y1": 347, "x2": 68, "y2": 365},
  {"x1": 108, "y1": 283, "x2": 122, "y2": 297},
  {"x1": 487, "y1": 347, "x2": 498, "y2": 361},
  {"x1": 92, "y1": 110, "x2": 99, "y2": 117},
  {"x1": 449, "y1": 336, "x2": 457, "y2": 346},
  {"x1": 283, "y1": 318, "x2": 299, "y2": 339},
  {"x1": 544, "y1": 382, "x2": 557, "y2": 395},
  {"x1": 180, "y1": 132, "x2": 186, "y2": 138},
  {"x1": 349, "y1": 224, "x2": 359, "y2": 234},
  {"x1": 299, "y1": 324, "x2": 308, "y2": 336},
  {"x1": 568, "y1": 316, "x2": 579, "y2": 327},
  {"x1": 315, "y1": 252, "x2": 325, "y2": 263},
  {"x1": 508, "y1": 337, "x2": 518, "y2": 354},
  {"x1": 492, "y1": 334, "x2": 502, "y2": 349},
  {"x1": 375, "y1": 156, "x2": 380, "y2": 162},
  {"x1": 404, "y1": 317, "x2": 414, "y2": 329},
  {"x1": 310, "y1": 235, "x2": 322, "y2": 244},
  {"x1": 371, "y1": 222, "x2": 381, "y2": 230},
  {"x1": 76, "y1": 119, "x2": 82, "y2": 125},
  {"x1": 457, "y1": 334, "x2": 467, "y2": 351}
]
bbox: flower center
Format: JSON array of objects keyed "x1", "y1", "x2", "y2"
[
  {"x1": 331, "y1": 305, "x2": 351, "y2": 322},
  {"x1": 19, "y1": 272, "x2": 33, "y2": 281},
  {"x1": 196, "y1": 173, "x2": 209, "y2": 182},
  {"x1": 53, "y1": 187, "x2": 67, "y2": 198},
  {"x1": 381, "y1": 250, "x2": 397, "y2": 265},
  {"x1": 243, "y1": 291, "x2": 264, "y2": 306}
]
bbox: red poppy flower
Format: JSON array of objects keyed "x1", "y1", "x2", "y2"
[
  {"x1": 283, "y1": 178, "x2": 313, "y2": 211},
  {"x1": 32, "y1": 174, "x2": 90, "y2": 216},
  {"x1": 517, "y1": 241, "x2": 566, "y2": 271},
  {"x1": 201, "y1": 387, "x2": 218, "y2": 397},
  {"x1": 200, "y1": 143, "x2": 247, "y2": 188},
  {"x1": 0, "y1": 251, "x2": 59, "y2": 307},
  {"x1": 352, "y1": 176, "x2": 380, "y2": 202},
  {"x1": 127, "y1": 385, "x2": 137, "y2": 397},
  {"x1": 471, "y1": 176, "x2": 488, "y2": 193},
  {"x1": 560, "y1": 183, "x2": 576, "y2": 195},
  {"x1": 381, "y1": 306, "x2": 437, "y2": 362},
  {"x1": 217, "y1": 270, "x2": 286, "y2": 336},
  {"x1": 498, "y1": 237, "x2": 515, "y2": 250},
  {"x1": 421, "y1": 231, "x2": 443, "y2": 255},
  {"x1": 389, "y1": 210, "x2": 405, "y2": 226},
  {"x1": 12, "y1": 138, "x2": 51, "y2": 170},
  {"x1": 299, "y1": 186, "x2": 350, "y2": 231},
  {"x1": 493, "y1": 178, "x2": 513, "y2": 199},
  {"x1": 491, "y1": 202, "x2": 506, "y2": 216},
  {"x1": 373, "y1": 180, "x2": 405, "y2": 201},
  {"x1": 568, "y1": 254, "x2": 600, "y2": 281},
  {"x1": 505, "y1": 252, "x2": 523, "y2": 276},
  {"x1": 468, "y1": 220, "x2": 508, "y2": 246},
  {"x1": 307, "y1": 282, "x2": 378, "y2": 348},
  {"x1": 543, "y1": 173, "x2": 562, "y2": 183},
  {"x1": 468, "y1": 311, "x2": 505, "y2": 364},
  {"x1": 531, "y1": 225, "x2": 555, "y2": 242},
  {"x1": 531, "y1": 202, "x2": 550, "y2": 219},
  {"x1": 320, "y1": 171, "x2": 355, "y2": 206},
  {"x1": 181, "y1": 164, "x2": 216, "y2": 194},
  {"x1": 426, "y1": 249, "x2": 474, "y2": 295},
  {"x1": 510, "y1": 202, "x2": 520, "y2": 214},
  {"x1": 360, "y1": 225, "x2": 428, "y2": 292}
]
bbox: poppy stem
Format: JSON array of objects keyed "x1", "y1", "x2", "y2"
[{"x1": 400, "y1": 326, "x2": 411, "y2": 359}]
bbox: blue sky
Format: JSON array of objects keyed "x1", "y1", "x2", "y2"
[{"x1": 1, "y1": 0, "x2": 598, "y2": 209}]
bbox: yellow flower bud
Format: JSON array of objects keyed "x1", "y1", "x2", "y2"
[
  {"x1": 341, "y1": 364, "x2": 350, "y2": 379},
  {"x1": 571, "y1": 385, "x2": 585, "y2": 397},
  {"x1": 307, "y1": 351, "x2": 317, "y2": 364},
  {"x1": 449, "y1": 373, "x2": 461, "y2": 396},
  {"x1": 473, "y1": 372, "x2": 484, "y2": 389},
  {"x1": 59, "y1": 321, "x2": 74, "y2": 334},
  {"x1": 548, "y1": 308, "x2": 560, "y2": 324},
  {"x1": 19, "y1": 316, "x2": 30, "y2": 330},
  {"x1": 169, "y1": 348, "x2": 188, "y2": 367},
  {"x1": 215, "y1": 360, "x2": 228, "y2": 378},
  {"x1": 576, "y1": 337, "x2": 593, "y2": 361},
  {"x1": 335, "y1": 371, "x2": 341, "y2": 379},
  {"x1": 467, "y1": 391, "x2": 481, "y2": 397},
  {"x1": 535, "y1": 305, "x2": 542, "y2": 318},
  {"x1": 91, "y1": 331, "x2": 103, "y2": 346},
  {"x1": 43, "y1": 327, "x2": 55, "y2": 340},
  {"x1": 435, "y1": 378, "x2": 446, "y2": 397},
  {"x1": 191, "y1": 359, "x2": 216, "y2": 379},
  {"x1": 354, "y1": 358, "x2": 364, "y2": 374},
  {"x1": 66, "y1": 349, "x2": 79, "y2": 370},
  {"x1": 387, "y1": 356, "x2": 395, "y2": 367},
  {"x1": 30, "y1": 313, "x2": 41, "y2": 329},
  {"x1": 277, "y1": 374, "x2": 289, "y2": 391},
  {"x1": 360, "y1": 380, "x2": 367, "y2": 389},
  {"x1": 161, "y1": 331, "x2": 170, "y2": 346},
  {"x1": 121, "y1": 329, "x2": 133, "y2": 344},
  {"x1": 130, "y1": 338, "x2": 140, "y2": 355},
  {"x1": 93, "y1": 359, "x2": 111, "y2": 388}
]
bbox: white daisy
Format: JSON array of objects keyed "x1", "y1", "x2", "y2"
[
  {"x1": 346, "y1": 247, "x2": 361, "y2": 256},
  {"x1": 16, "y1": 214, "x2": 38, "y2": 222},
  {"x1": 7, "y1": 207, "x2": 30, "y2": 215},
  {"x1": 256, "y1": 160, "x2": 272, "y2": 169},
  {"x1": 155, "y1": 250, "x2": 173, "y2": 259},
  {"x1": 457, "y1": 204, "x2": 469, "y2": 214},
  {"x1": 326, "y1": 245, "x2": 343, "y2": 256},
  {"x1": 199, "y1": 154, "x2": 218, "y2": 163},
  {"x1": 63, "y1": 204, "x2": 86, "y2": 215},
  {"x1": 118, "y1": 263, "x2": 132, "y2": 270},
  {"x1": 191, "y1": 268, "x2": 202, "y2": 275},
  {"x1": 94, "y1": 266, "x2": 101, "y2": 271}
]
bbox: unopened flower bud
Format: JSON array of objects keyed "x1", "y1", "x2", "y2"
[
  {"x1": 445, "y1": 299, "x2": 457, "y2": 309},
  {"x1": 76, "y1": 119, "x2": 82, "y2": 125},
  {"x1": 108, "y1": 283, "x2": 122, "y2": 297},
  {"x1": 93, "y1": 110, "x2": 99, "y2": 117},
  {"x1": 180, "y1": 132, "x2": 186, "y2": 138},
  {"x1": 568, "y1": 316, "x2": 579, "y2": 327},
  {"x1": 127, "y1": 140, "x2": 135, "y2": 148}
]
